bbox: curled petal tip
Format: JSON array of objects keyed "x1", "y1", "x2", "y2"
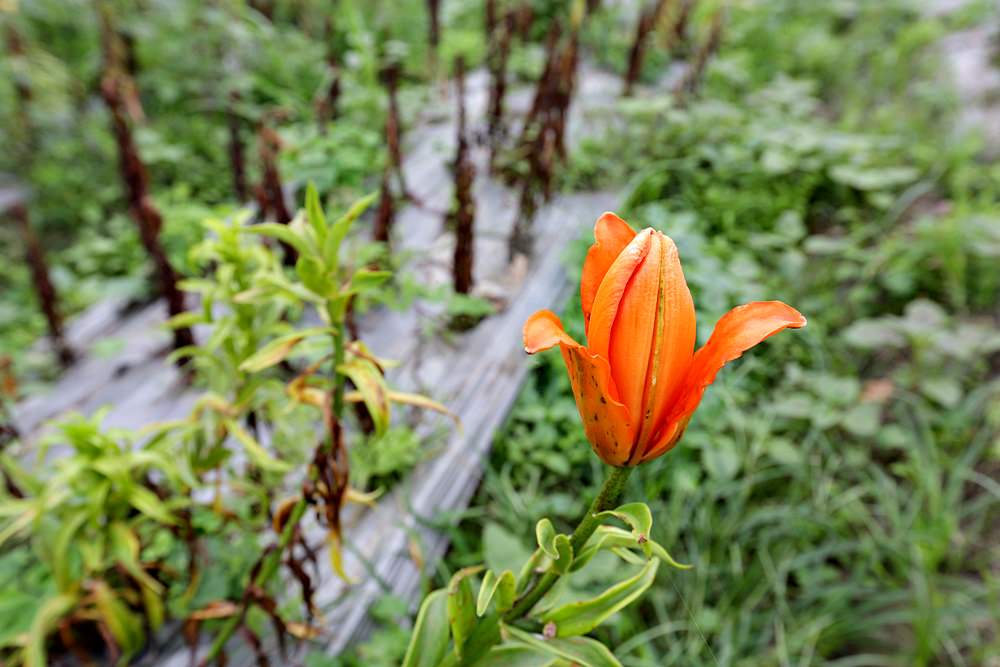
[{"x1": 523, "y1": 310, "x2": 579, "y2": 354}]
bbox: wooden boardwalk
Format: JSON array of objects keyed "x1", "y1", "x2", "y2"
[{"x1": 10, "y1": 61, "x2": 623, "y2": 664}]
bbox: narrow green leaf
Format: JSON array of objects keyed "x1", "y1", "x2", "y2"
[
  {"x1": 550, "y1": 535, "x2": 573, "y2": 574},
  {"x1": 239, "y1": 327, "x2": 332, "y2": 372},
  {"x1": 92, "y1": 581, "x2": 145, "y2": 657},
  {"x1": 504, "y1": 627, "x2": 623, "y2": 667},
  {"x1": 246, "y1": 222, "x2": 311, "y2": 257},
  {"x1": 25, "y1": 593, "x2": 78, "y2": 667},
  {"x1": 476, "y1": 570, "x2": 516, "y2": 616},
  {"x1": 110, "y1": 522, "x2": 164, "y2": 595},
  {"x1": 448, "y1": 566, "x2": 482, "y2": 659},
  {"x1": 126, "y1": 486, "x2": 177, "y2": 525},
  {"x1": 452, "y1": 611, "x2": 501, "y2": 667},
  {"x1": 571, "y1": 526, "x2": 635, "y2": 572},
  {"x1": 646, "y1": 539, "x2": 693, "y2": 570},
  {"x1": 540, "y1": 559, "x2": 659, "y2": 637},
  {"x1": 52, "y1": 512, "x2": 87, "y2": 592},
  {"x1": 536, "y1": 519, "x2": 557, "y2": 558},
  {"x1": 325, "y1": 191, "x2": 378, "y2": 270},
  {"x1": 595, "y1": 503, "x2": 652, "y2": 542},
  {"x1": 402, "y1": 589, "x2": 450, "y2": 667},
  {"x1": 224, "y1": 419, "x2": 292, "y2": 473},
  {"x1": 468, "y1": 645, "x2": 558, "y2": 667},
  {"x1": 305, "y1": 182, "x2": 327, "y2": 244},
  {"x1": 516, "y1": 549, "x2": 546, "y2": 595},
  {"x1": 296, "y1": 254, "x2": 330, "y2": 296},
  {"x1": 350, "y1": 269, "x2": 392, "y2": 294},
  {"x1": 338, "y1": 358, "x2": 390, "y2": 436},
  {"x1": 164, "y1": 311, "x2": 205, "y2": 329}
]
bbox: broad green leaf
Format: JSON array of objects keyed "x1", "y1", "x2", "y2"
[
  {"x1": 540, "y1": 559, "x2": 659, "y2": 637},
  {"x1": 239, "y1": 327, "x2": 332, "y2": 372},
  {"x1": 24, "y1": 593, "x2": 78, "y2": 667},
  {"x1": 447, "y1": 566, "x2": 482, "y2": 659},
  {"x1": 401, "y1": 589, "x2": 450, "y2": 667},
  {"x1": 504, "y1": 627, "x2": 622, "y2": 667},
  {"x1": 224, "y1": 419, "x2": 292, "y2": 473},
  {"x1": 477, "y1": 569, "x2": 516, "y2": 616},
  {"x1": 338, "y1": 358, "x2": 390, "y2": 436}
]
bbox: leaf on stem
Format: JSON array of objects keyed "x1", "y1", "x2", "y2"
[
  {"x1": 401, "y1": 589, "x2": 450, "y2": 667},
  {"x1": 539, "y1": 558, "x2": 659, "y2": 637}
]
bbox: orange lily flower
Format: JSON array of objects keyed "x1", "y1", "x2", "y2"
[{"x1": 523, "y1": 213, "x2": 806, "y2": 467}]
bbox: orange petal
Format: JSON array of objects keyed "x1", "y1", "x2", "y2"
[
  {"x1": 581, "y1": 213, "x2": 636, "y2": 334},
  {"x1": 641, "y1": 301, "x2": 806, "y2": 462},
  {"x1": 627, "y1": 233, "x2": 696, "y2": 463},
  {"x1": 524, "y1": 310, "x2": 578, "y2": 353},
  {"x1": 560, "y1": 345, "x2": 635, "y2": 466},
  {"x1": 523, "y1": 310, "x2": 636, "y2": 466},
  {"x1": 586, "y1": 228, "x2": 654, "y2": 358}
]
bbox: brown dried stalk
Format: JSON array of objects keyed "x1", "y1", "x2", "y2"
[
  {"x1": 248, "y1": 0, "x2": 275, "y2": 21},
  {"x1": 673, "y1": 9, "x2": 723, "y2": 103},
  {"x1": 99, "y1": 29, "x2": 195, "y2": 357},
  {"x1": 427, "y1": 0, "x2": 442, "y2": 72},
  {"x1": 4, "y1": 25, "x2": 74, "y2": 365},
  {"x1": 507, "y1": 15, "x2": 582, "y2": 259},
  {"x1": 256, "y1": 121, "x2": 298, "y2": 264},
  {"x1": 381, "y1": 61, "x2": 410, "y2": 199},
  {"x1": 623, "y1": 0, "x2": 672, "y2": 96},
  {"x1": 372, "y1": 164, "x2": 395, "y2": 246},
  {"x1": 10, "y1": 203, "x2": 74, "y2": 365},
  {"x1": 226, "y1": 92, "x2": 248, "y2": 202},
  {"x1": 257, "y1": 124, "x2": 292, "y2": 224},
  {"x1": 486, "y1": 2, "x2": 516, "y2": 172},
  {"x1": 669, "y1": 0, "x2": 696, "y2": 48},
  {"x1": 316, "y1": 16, "x2": 342, "y2": 130},
  {"x1": 450, "y1": 57, "x2": 476, "y2": 295}
]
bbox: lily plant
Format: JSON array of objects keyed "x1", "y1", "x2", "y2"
[{"x1": 402, "y1": 212, "x2": 806, "y2": 666}]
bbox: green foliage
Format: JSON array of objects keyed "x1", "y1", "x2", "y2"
[{"x1": 397, "y1": 498, "x2": 685, "y2": 665}]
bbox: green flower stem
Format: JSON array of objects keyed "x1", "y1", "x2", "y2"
[
  {"x1": 503, "y1": 464, "x2": 633, "y2": 622},
  {"x1": 330, "y1": 312, "x2": 345, "y2": 420}
]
